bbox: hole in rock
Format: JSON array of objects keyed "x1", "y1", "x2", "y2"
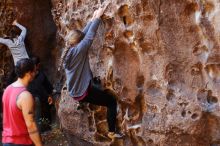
[
  {"x1": 118, "y1": 4, "x2": 129, "y2": 17},
  {"x1": 145, "y1": 14, "x2": 154, "y2": 21},
  {"x1": 179, "y1": 102, "x2": 189, "y2": 107},
  {"x1": 118, "y1": 4, "x2": 134, "y2": 26},
  {"x1": 184, "y1": 2, "x2": 199, "y2": 15},
  {"x1": 205, "y1": 64, "x2": 220, "y2": 82},
  {"x1": 122, "y1": 16, "x2": 134, "y2": 26},
  {"x1": 136, "y1": 74, "x2": 145, "y2": 88},
  {"x1": 207, "y1": 96, "x2": 218, "y2": 104},
  {"x1": 142, "y1": 14, "x2": 155, "y2": 24},
  {"x1": 189, "y1": 25, "x2": 200, "y2": 33},
  {"x1": 181, "y1": 110, "x2": 186, "y2": 117},
  {"x1": 166, "y1": 89, "x2": 175, "y2": 101},
  {"x1": 121, "y1": 87, "x2": 129, "y2": 100},
  {"x1": 191, "y1": 113, "x2": 199, "y2": 119},
  {"x1": 114, "y1": 78, "x2": 122, "y2": 85},
  {"x1": 131, "y1": 93, "x2": 146, "y2": 122},
  {"x1": 123, "y1": 30, "x2": 133, "y2": 38},
  {"x1": 193, "y1": 45, "x2": 208, "y2": 56},
  {"x1": 147, "y1": 138, "x2": 153, "y2": 144}
]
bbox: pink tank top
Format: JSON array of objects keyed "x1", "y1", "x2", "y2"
[{"x1": 2, "y1": 85, "x2": 33, "y2": 145}]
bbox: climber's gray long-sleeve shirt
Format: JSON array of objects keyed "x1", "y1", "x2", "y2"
[
  {"x1": 0, "y1": 22, "x2": 29, "y2": 65},
  {"x1": 64, "y1": 18, "x2": 101, "y2": 97}
]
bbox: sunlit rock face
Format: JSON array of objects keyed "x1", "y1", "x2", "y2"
[
  {"x1": 2, "y1": 0, "x2": 220, "y2": 145},
  {"x1": 53, "y1": 0, "x2": 220, "y2": 145},
  {"x1": 0, "y1": 0, "x2": 57, "y2": 91}
]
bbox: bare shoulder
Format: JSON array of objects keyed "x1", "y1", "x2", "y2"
[
  {"x1": 17, "y1": 90, "x2": 34, "y2": 110},
  {"x1": 20, "y1": 90, "x2": 33, "y2": 98},
  {"x1": 18, "y1": 91, "x2": 34, "y2": 103}
]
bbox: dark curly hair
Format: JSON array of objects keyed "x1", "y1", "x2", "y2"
[{"x1": 15, "y1": 58, "x2": 35, "y2": 78}]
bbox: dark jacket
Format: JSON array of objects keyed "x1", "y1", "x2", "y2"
[{"x1": 28, "y1": 70, "x2": 53, "y2": 101}]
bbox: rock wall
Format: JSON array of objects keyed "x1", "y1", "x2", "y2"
[
  {"x1": 0, "y1": 0, "x2": 57, "y2": 91},
  {"x1": 1, "y1": 0, "x2": 220, "y2": 145},
  {"x1": 53, "y1": 0, "x2": 220, "y2": 146},
  {"x1": 0, "y1": 0, "x2": 15, "y2": 92}
]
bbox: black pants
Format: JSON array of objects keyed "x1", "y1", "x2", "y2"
[{"x1": 80, "y1": 85, "x2": 117, "y2": 132}]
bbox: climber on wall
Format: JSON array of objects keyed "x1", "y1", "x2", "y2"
[
  {"x1": 60, "y1": 5, "x2": 124, "y2": 139},
  {"x1": 0, "y1": 20, "x2": 29, "y2": 85}
]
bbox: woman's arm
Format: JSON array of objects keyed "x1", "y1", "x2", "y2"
[
  {"x1": 0, "y1": 37, "x2": 11, "y2": 46},
  {"x1": 13, "y1": 20, "x2": 27, "y2": 42}
]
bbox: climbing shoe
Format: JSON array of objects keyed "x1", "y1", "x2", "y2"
[{"x1": 107, "y1": 132, "x2": 124, "y2": 139}]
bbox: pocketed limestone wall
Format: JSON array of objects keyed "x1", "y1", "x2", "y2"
[
  {"x1": 54, "y1": 0, "x2": 220, "y2": 145},
  {"x1": 1, "y1": 0, "x2": 220, "y2": 145}
]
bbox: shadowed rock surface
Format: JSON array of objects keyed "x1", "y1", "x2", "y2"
[
  {"x1": 0, "y1": 0, "x2": 57, "y2": 88},
  {"x1": 54, "y1": 0, "x2": 220, "y2": 145},
  {"x1": 1, "y1": 0, "x2": 220, "y2": 146}
]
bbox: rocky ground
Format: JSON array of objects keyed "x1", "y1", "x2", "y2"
[{"x1": 42, "y1": 124, "x2": 68, "y2": 146}]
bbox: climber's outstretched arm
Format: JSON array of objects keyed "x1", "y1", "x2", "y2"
[
  {"x1": 13, "y1": 20, "x2": 27, "y2": 42},
  {"x1": 0, "y1": 37, "x2": 11, "y2": 46}
]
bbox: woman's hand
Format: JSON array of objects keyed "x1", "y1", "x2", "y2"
[
  {"x1": 91, "y1": 7, "x2": 105, "y2": 20},
  {"x1": 12, "y1": 20, "x2": 17, "y2": 25}
]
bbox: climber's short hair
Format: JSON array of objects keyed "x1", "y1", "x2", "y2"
[
  {"x1": 10, "y1": 26, "x2": 21, "y2": 38},
  {"x1": 15, "y1": 58, "x2": 35, "y2": 78},
  {"x1": 3, "y1": 26, "x2": 20, "y2": 41},
  {"x1": 66, "y1": 30, "x2": 85, "y2": 46}
]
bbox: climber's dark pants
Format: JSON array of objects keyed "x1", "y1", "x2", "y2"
[{"x1": 80, "y1": 85, "x2": 117, "y2": 132}]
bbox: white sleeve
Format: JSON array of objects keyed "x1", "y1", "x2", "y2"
[
  {"x1": 15, "y1": 22, "x2": 27, "y2": 42},
  {"x1": 0, "y1": 37, "x2": 11, "y2": 46}
]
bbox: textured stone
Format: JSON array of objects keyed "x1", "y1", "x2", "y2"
[
  {"x1": 1, "y1": 0, "x2": 220, "y2": 145},
  {"x1": 53, "y1": 0, "x2": 220, "y2": 145}
]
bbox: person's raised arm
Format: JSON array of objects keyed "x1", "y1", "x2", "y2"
[
  {"x1": 82, "y1": 21, "x2": 92, "y2": 34},
  {"x1": 13, "y1": 20, "x2": 27, "y2": 42},
  {"x1": 77, "y1": 7, "x2": 105, "y2": 53},
  {"x1": 18, "y1": 91, "x2": 43, "y2": 146},
  {"x1": 82, "y1": 5, "x2": 107, "y2": 34},
  {"x1": 0, "y1": 37, "x2": 11, "y2": 46}
]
